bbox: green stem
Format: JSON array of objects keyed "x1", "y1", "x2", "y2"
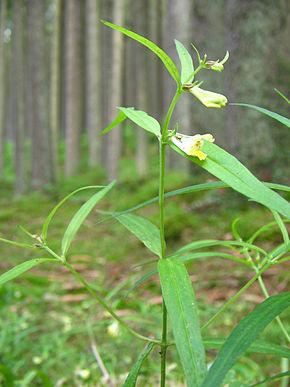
[{"x1": 159, "y1": 90, "x2": 181, "y2": 387}]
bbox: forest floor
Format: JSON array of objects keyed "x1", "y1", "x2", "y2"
[{"x1": 0, "y1": 168, "x2": 289, "y2": 386}]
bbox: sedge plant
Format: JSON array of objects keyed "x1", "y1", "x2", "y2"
[{"x1": 1, "y1": 21, "x2": 290, "y2": 386}]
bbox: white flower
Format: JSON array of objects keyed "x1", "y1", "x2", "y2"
[
  {"x1": 171, "y1": 132, "x2": 215, "y2": 160},
  {"x1": 107, "y1": 321, "x2": 120, "y2": 337}
]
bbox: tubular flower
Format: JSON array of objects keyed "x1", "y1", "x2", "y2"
[
  {"x1": 189, "y1": 86, "x2": 228, "y2": 108},
  {"x1": 171, "y1": 132, "x2": 215, "y2": 161}
]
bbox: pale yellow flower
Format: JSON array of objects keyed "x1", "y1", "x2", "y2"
[
  {"x1": 171, "y1": 132, "x2": 214, "y2": 160},
  {"x1": 189, "y1": 86, "x2": 228, "y2": 108}
]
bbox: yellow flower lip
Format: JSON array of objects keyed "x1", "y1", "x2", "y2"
[
  {"x1": 189, "y1": 86, "x2": 228, "y2": 108},
  {"x1": 171, "y1": 132, "x2": 215, "y2": 160}
]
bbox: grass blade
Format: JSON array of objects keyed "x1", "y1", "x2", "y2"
[
  {"x1": 0, "y1": 237, "x2": 35, "y2": 249},
  {"x1": 42, "y1": 185, "x2": 106, "y2": 241},
  {"x1": 118, "y1": 107, "x2": 161, "y2": 138},
  {"x1": 170, "y1": 141, "x2": 290, "y2": 219},
  {"x1": 158, "y1": 258, "x2": 206, "y2": 386},
  {"x1": 204, "y1": 338, "x2": 290, "y2": 358},
  {"x1": 0, "y1": 258, "x2": 57, "y2": 286},
  {"x1": 61, "y1": 182, "x2": 115, "y2": 257},
  {"x1": 116, "y1": 214, "x2": 161, "y2": 258},
  {"x1": 202, "y1": 292, "x2": 290, "y2": 387},
  {"x1": 250, "y1": 371, "x2": 290, "y2": 386},
  {"x1": 175, "y1": 39, "x2": 194, "y2": 84},
  {"x1": 123, "y1": 342, "x2": 154, "y2": 386},
  {"x1": 101, "y1": 20, "x2": 181, "y2": 86},
  {"x1": 231, "y1": 103, "x2": 290, "y2": 128}
]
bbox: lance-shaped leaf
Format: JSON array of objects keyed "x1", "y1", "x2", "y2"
[
  {"x1": 175, "y1": 39, "x2": 194, "y2": 84},
  {"x1": 101, "y1": 20, "x2": 181, "y2": 86},
  {"x1": 0, "y1": 258, "x2": 57, "y2": 286},
  {"x1": 231, "y1": 103, "x2": 290, "y2": 128},
  {"x1": 250, "y1": 371, "x2": 290, "y2": 386},
  {"x1": 118, "y1": 107, "x2": 161, "y2": 138},
  {"x1": 100, "y1": 109, "x2": 129, "y2": 135},
  {"x1": 116, "y1": 214, "x2": 161, "y2": 258},
  {"x1": 201, "y1": 292, "x2": 290, "y2": 387},
  {"x1": 61, "y1": 182, "x2": 115, "y2": 257},
  {"x1": 204, "y1": 338, "x2": 290, "y2": 358},
  {"x1": 42, "y1": 185, "x2": 106, "y2": 241},
  {"x1": 170, "y1": 141, "x2": 290, "y2": 219},
  {"x1": 123, "y1": 343, "x2": 154, "y2": 386},
  {"x1": 158, "y1": 258, "x2": 206, "y2": 386}
]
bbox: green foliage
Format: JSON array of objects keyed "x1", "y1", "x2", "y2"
[
  {"x1": 158, "y1": 258, "x2": 206, "y2": 386},
  {"x1": 118, "y1": 108, "x2": 161, "y2": 138},
  {"x1": 123, "y1": 343, "x2": 154, "y2": 386},
  {"x1": 175, "y1": 39, "x2": 194, "y2": 84},
  {"x1": 202, "y1": 293, "x2": 290, "y2": 386}
]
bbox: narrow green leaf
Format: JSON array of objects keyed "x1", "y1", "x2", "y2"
[
  {"x1": 158, "y1": 258, "x2": 206, "y2": 386},
  {"x1": 105, "y1": 181, "x2": 290, "y2": 219},
  {"x1": 202, "y1": 292, "x2": 290, "y2": 387},
  {"x1": 116, "y1": 214, "x2": 161, "y2": 258},
  {"x1": 0, "y1": 237, "x2": 34, "y2": 249},
  {"x1": 123, "y1": 342, "x2": 154, "y2": 386},
  {"x1": 101, "y1": 20, "x2": 181, "y2": 85},
  {"x1": 204, "y1": 338, "x2": 290, "y2": 358},
  {"x1": 272, "y1": 211, "x2": 289, "y2": 244},
  {"x1": 118, "y1": 107, "x2": 161, "y2": 138},
  {"x1": 175, "y1": 39, "x2": 194, "y2": 84},
  {"x1": 231, "y1": 103, "x2": 290, "y2": 128},
  {"x1": 174, "y1": 239, "x2": 266, "y2": 257},
  {"x1": 275, "y1": 88, "x2": 290, "y2": 104},
  {"x1": 250, "y1": 371, "x2": 290, "y2": 386},
  {"x1": 0, "y1": 258, "x2": 56, "y2": 286},
  {"x1": 61, "y1": 182, "x2": 115, "y2": 257},
  {"x1": 100, "y1": 109, "x2": 128, "y2": 135},
  {"x1": 170, "y1": 141, "x2": 290, "y2": 219},
  {"x1": 42, "y1": 185, "x2": 105, "y2": 241}
]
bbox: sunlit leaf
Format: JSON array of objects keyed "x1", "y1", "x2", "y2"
[
  {"x1": 118, "y1": 107, "x2": 161, "y2": 138},
  {"x1": 202, "y1": 292, "x2": 290, "y2": 387},
  {"x1": 101, "y1": 20, "x2": 181, "y2": 85},
  {"x1": 100, "y1": 109, "x2": 128, "y2": 135},
  {"x1": 159, "y1": 258, "x2": 206, "y2": 386},
  {"x1": 170, "y1": 141, "x2": 290, "y2": 219},
  {"x1": 116, "y1": 214, "x2": 161, "y2": 257},
  {"x1": 175, "y1": 39, "x2": 194, "y2": 84}
]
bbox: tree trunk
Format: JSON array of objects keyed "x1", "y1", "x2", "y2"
[
  {"x1": 106, "y1": 0, "x2": 125, "y2": 181},
  {"x1": 27, "y1": 0, "x2": 52, "y2": 189},
  {"x1": 134, "y1": 1, "x2": 149, "y2": 177},
  {"x1": 85, "y1": 0, "x2": 101, "y2": 168},
  {"x1": 0, "y1": 0, "x2": 7, "y2": 177},
  {"x1": 164, "y1": 0, "x2": 193, "y2": 171},
  {"x1": 64, "y1": 0, "x2": 82, "y2": 176},
  {"x1": 12, "y1": 0, "x2": 26, "y2": 195},
  {"x1": 50, "y1": 0, "x2": 62, "y2": 181}
]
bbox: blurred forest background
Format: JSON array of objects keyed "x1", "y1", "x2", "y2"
[
  {"x1": 0, "y1": 1, "x2": 290, "y2": 384},
  {"x1": 0, "y1": 0, "x2": 289, "y2": 196}
]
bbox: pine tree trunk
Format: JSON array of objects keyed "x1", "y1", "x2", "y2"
[
  {"x1": 64, "y1": 0, "x2": 82, "y2": 177},
  {"x1": 135, "y1": 1, "x2": 149, "y2": 177},
  {"x1": 0, "y1": 0, "x2": 7, "y2": 176},
  {"x1": 12, "y1": 0, "x2": 26, "y2": 195},
  {"x1": 50, "y1": 0, "x2": 62, "y2": 181},
  {"x1": 165, "y1": 0, "x2": 193, "y2": 171},
  {"x1": 106, "y1": 0, "x2": 125, "y2": 181},
  {"x1": 27, "y1": 0, "x2": 53, "y2": 189},
  {"x1": 85, "y1": 0, "x2": 101, "y2": 167}
]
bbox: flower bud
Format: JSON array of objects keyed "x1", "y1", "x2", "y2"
[
  {"x1": 189, "y1": 86, "x2": 228, "y2": 108},
  {"x1": 171, "y1": 132, "x2": 215, "y2": 160},
  {"x1": 205, "y1": 51, "x2": 229, "y2": 72}
]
